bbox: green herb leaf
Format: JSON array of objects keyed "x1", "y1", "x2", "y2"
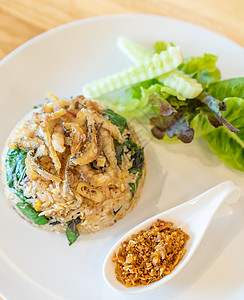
[
  {"x1": 125, "y1": 79, "x2": 160, "y2": 100},
  {"x1": 123, "y1": 140, "x2": 138, "y2": 156},
  {"x1": 179, "y1": 54, "x2": 218, "y2": 76},
  {"x1": 124, "y1": 140, "x2": 144, "y2": 169},
  {"x1": 129, "y1": 170, "x2": 142, "y2": 201},
  {"x1": 6, "y1": 148, "x2": 49, "y2": 224},
  {"x1": 142, "y1": 83, "x2": 186, "y2": 103},
  {"x1": 129, "y1": 168, "x2": 143, "y2": 179},
  {"x1": 131, "y1": 149, "x2": 144, "y2": 171},
  {"x1": 126, "y1": 142, "x2": 144, "y2": 201},
  {"x1": 103, "y1": 109, "x2": 128, "y2": 133},
  {"x1": 6, "y1": 148, "x2": 28, "y2": 202},
  {"x1": 113, "y1": 206, "x2": 122, "y2": 216},
  {"x1": 16, "y1": 202, "x2": 49, "y2": 225},
  {"x1": 113, "y1": 139, "x2": 124, "y2": 165},
  {"x1": 129, "y1": 180, "x2": 139, "y2": 200},
  {"x1": 33, "y1": 104, "x2": 43, "y2": 109},
  {"x1": 114, "y1": 137, "x2": 145, "y2": 200},
  {"x1": 6, "y1": 148, "x2": 27, "y2": 188},
  {"x1": 66, "y1": 218, "x2": 81, "y2": 246}
]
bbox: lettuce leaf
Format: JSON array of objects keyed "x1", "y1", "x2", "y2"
[
  {"x1": 191, "y1": 78, "x2": 244, "y2": 138},
  {"x1": 179, "y1": 53, "x2": 218, "y2": 75},
  {"x1": 99, "y1": 79, "x2": 158, "y2": 118},
  {"x1": 198, "y1": 93, "x2": 239, "y2": 133},
  {"x1": 83, "y1": 36, "x2": 244, "y2": 172},
  {"x1": 149, "y1": 89, "x2": 239, "y2": 144},
  {"x1": 150, "y1": 113, "x2": 194, "y2": 143},
  {"x1": 207, "y1": 77, "x2": 244, "y2": 99},
  {"x1": 178, "y1": 54, "x2": 221, "y2": 87},
  {"x1": 202, "y1": 97, "x2": 244, "y2": 171},
  {"x1": 141, "y1": 83, "x2": 186, "y2": 102},
  {"x1": 125, "y1": 79, "x2": 160, "y2": 100}
]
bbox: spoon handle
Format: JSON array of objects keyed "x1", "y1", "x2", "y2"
[
  {"x1": 222, "y1": 181, "x2": 242, "y2": 205},
  {"x1": 211, "y1": 181, "x2": 241, "y2": 220}
]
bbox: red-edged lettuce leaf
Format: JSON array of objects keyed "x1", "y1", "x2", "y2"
[
  {"x1": 150, "y1": 113, "x2": 194, "y2": 143},
  {"x1": 202, "y1": 97, "x2": 244, "y2": 171}
]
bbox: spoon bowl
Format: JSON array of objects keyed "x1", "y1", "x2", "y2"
[{"x1": 102, "y1": 180, "x2": 241, "y2": 294}]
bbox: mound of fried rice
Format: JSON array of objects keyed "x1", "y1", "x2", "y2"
[{"x1": 1, "y1": 93, "x2": 145, "y2": 242}]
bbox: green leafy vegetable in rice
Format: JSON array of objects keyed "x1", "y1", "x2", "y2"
[
  {"x1": 6, "y1": 148, "x2": 49, "y2": 225},
  {"x1": 2, "y1": 93, "x2": 145, "y2": 245}
]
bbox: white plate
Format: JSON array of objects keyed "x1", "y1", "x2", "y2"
[{"x1": 0, "y1": 14, "x2": 244, "y2": 300}]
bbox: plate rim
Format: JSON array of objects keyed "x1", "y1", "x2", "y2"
[
  {"x1": 1, "y1": 13, "x2": 243, "y2": 69},
  {"x1": 0, "y1": 13, "x2": 244, "y2": 300}
]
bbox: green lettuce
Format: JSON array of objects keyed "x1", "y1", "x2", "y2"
[
  {"x1": 178, "y1": 54, "x2": 221, "y2": 87},
  {"x1": 152, "y1": 42, "x2": 222, "y2": 89},
  {"x1": 113, "y1": 80, "x2": 187, "y2": 118},
  {"x1": 207, "y1": 77, "x2": 244, "y2": 99},
  {"x1": 190, "y1": 78, "x2": 244, "y2": 171},
  {"x1": 191, "y1": 78, "x2": 244, "y2": 138},
  {"x1": 203, "y1": 97, "x2": 244, "y2": 171}
]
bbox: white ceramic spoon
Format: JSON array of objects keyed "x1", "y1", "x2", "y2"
[{"x1": 102, "y1": 180, "x2": 241, "y2": 294}]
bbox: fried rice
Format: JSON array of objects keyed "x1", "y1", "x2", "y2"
[{"x1": 1, "y1": 93, "x2": 146, "y2": 245}]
